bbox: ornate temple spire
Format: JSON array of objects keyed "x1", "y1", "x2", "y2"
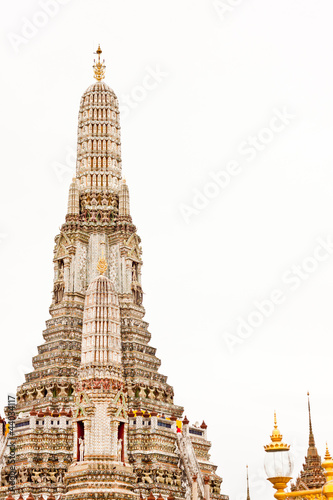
[
  {"x1": 307, "y1": 392, "x2": 317, "y2": 456},
  {"x1": 290, "y1": 393, "x2": 325, "y2": 491},
  {"x1": 65, "y1": 256, "x2": 136, "y2": 499},
  {"x1": 67, "y1": 178, "x2": 79, "y2": 216},
  {"x1": 6, "y1": 45, "x2": 227, "y2": 500},
  {"x1": 80, "y1": 259, "x2": 122, "y2": 370},
  {"x1": 75, "y1": 46, "x2": 122, "y2": 207},
  {"x1": 246, "y1": 465, "x2": 251, "y2": 500}
]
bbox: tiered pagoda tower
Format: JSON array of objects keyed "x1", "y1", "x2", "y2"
[
  {"x1": 0, "y1": 47, "x2": 228, "y2": 500},
  {"x1": 290, "y1": 394, "x2": 325, "y2": 491}
]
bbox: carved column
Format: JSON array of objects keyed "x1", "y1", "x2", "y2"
[
  {"x1": 64, "y1": 256, "x2": 71, "y2": 293},
  {"x1": 192, "y1": 475, "x2": 198, "y2": 500},
  {"x1": 204, "y1": 476, "x2": 210, "y2": 500},
  {"x1": 110, "y1": 420, "x2": 118, "y2": 460}
]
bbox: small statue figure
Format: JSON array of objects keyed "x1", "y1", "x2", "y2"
[
  {"x1": 78, "y1": 437, "x2": 84, "y2": 462},
  {"x1": 117, "y1": 438, "x2": 123, "y2": 462},
  {"x1": 132, "y1": 265, "x2": 138, "y2": 282},
  {"x1": 1, "y1": 472, "x2": 9, "y2": 486},
  {"x1": 18, "y1": 469, "x2": 28, "y2": 483},
  {"x1": 54, "y1": 282, "x2": 64, "y2": 304},
  {"x1": 31, "y1": 469, "x2": 42, "y2": 483},
  {"x1": 156, "y1": 470, "x2": 165, "y2": 484},
  {"x1": 137, "y1": 288, "x2": 143, "y2": 305},
  {"x1": 58, "y1": 266, "x2": 64, "y2": 280},
  {"x1": 49, "y1": 470, "x2": 57, "y2": 483},
  {"x1": 142, "y1": 471, "x2": 153, "y2": 484}
]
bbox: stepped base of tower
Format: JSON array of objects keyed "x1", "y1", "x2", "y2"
[{"x1": 64, "y1": 461, "x2": 138, "y2": 500}]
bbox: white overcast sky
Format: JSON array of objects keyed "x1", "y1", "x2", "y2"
[{"x1": 1, "y1": 1, "x2": 333, "y2": 499}]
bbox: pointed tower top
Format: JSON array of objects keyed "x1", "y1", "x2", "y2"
[
  {"x1": 246, "y1": 465, "x2": 251, "y2": 500},
  {"x1": 290, "y1": 394, "x2": 325, "y2": 491},
  {"x1": 325, "y1": 443, "x2": 332, "y2": 461},
  {"x1": 307, "y1": 392, "x2": 318, "y2": 456},
  {"x1": 93, "y1": 45, "x2": 106, "y2": 81}
]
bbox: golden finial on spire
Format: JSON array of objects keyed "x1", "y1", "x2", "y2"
[
  {"x1": 271, "y1": 411, "x2": 283, "y2": 442},
  {"x1": 97, "y1": 242, "x2": 108, "y2": 275},
  {"x1": 325, "y1": 443, "x2": 332, "y2": 461},
  {"x1": 93, "y1": 45, "x2": 106, "y2": 81}
]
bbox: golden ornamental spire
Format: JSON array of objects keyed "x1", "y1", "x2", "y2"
[
  {"x1": 97, "y1": 242, "x2": 108, "y2": 275},
  {"x1": 325, "y1": 443, "x2": 332, "y2": 461},
  {"x1": 322, "y1": 444, "x2": 333, "y2": 496},
  {"x1": 93, "y1": 45, "x2": 106, "y2": 81},
  {"x1": 264, "y1": 412, "x2": 290, "y2": 452},
  {"x1": 271, "y1": 411, "x2": 283, "y2": 442}
]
